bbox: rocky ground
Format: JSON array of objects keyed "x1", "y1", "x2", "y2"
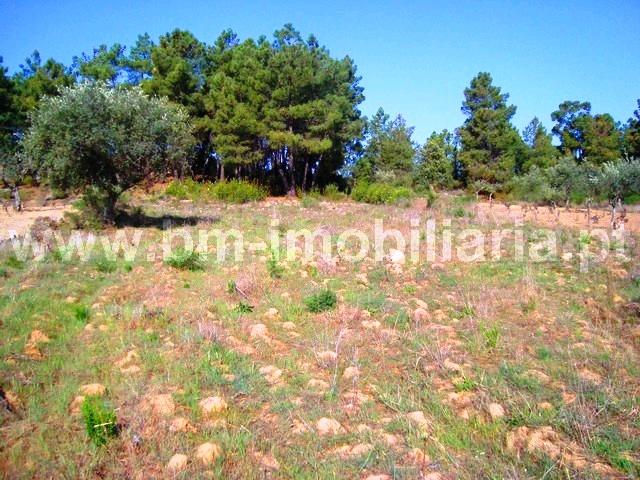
[{"x1": 0, "y1": 193, "x2": 639, "y2": 478}]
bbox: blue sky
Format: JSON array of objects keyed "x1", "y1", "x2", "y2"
[{"x1": 1, "y1": 0, "x2": 639, "y2": 142}]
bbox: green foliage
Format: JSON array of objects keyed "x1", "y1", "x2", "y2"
[
  {"x1": 267, "y1": 250, "x2": 284, "y2": 279},
  {"x1": 414, "y1": 130, "x2": 457, "y2": 190},
  {"x1": 234, "y1": 301, "x2": 254, "y2": 313},
  {"x1": 458, "y1": 72, "x2": 526, "y2": 185},
  {"x1": 351, "y1": 182, "x2": 414, "y2": 205},
  {"x1": 304, "y1": 289, "x2": 337, "y2": 313},
  {"x1": 73, "y1": 305, "x2": 91, "y2": 323},
  {"x1": 81, "y1": 396, "x2": 118, "y2": 447},
  {"x1": 166, "y1": 179, "x2": 267, "y2": 203},
  {"x1": 354, "y1": 108, "x2": 415, "y2": 185},
  {"x1": 165, "y1": 248, "x2": 205, "y2": 271},
  {"x1": 94, "y1": 256, "x2": 117, "y2": 273},
  {"x1": 23, "y1": 83, "x2": 194, "y2": 223}
]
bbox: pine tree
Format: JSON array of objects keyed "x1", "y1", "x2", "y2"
[{"x1": 457, "y1": 72, "x2": 525, "y2": 185}]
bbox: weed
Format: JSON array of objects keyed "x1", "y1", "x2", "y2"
[
  {"x1": 226, "y1": 279, "x2": 237, "y2": 294},
  {"x1": 94, "y1": 256, "x2": 117, "y2": 273},
  {"x1": 74, "y1": 305, "x2": 90, "y2": 323},
  {"x1": 305, "y1": 289, "x2": 338, "y2": 313},
  {"x1": 234, "y1": 301, "x2": 254, "y2": 314},
  {"x1": 267, "y1": 250, "x2": 284, "y2": 278},
  {"x1": 81, "y1": 396, "x2": 118, "y2": 447},
  {"x1": 481, "y1": 324, "x2": 500, "y2": 351},
  {"x1": 165, "y1": 248, "x2": 205, "y2": 271}
]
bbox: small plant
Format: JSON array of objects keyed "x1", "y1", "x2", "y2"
[
  {"x1": 453, "y1": 206, "x2": 466, "y2": 218},
  {"x1": 267, "y1": 250, "x2": 284, "y2": 279},
  {"x1": 94, "y1": 256, "x2": 117, "y2": 273},
  {"x1": 454, "y1": 375, "x2": 478, "y2": 392},
  {"x1": 226, "y1": 279, "x2": 237, "y2": 294},
  {"x1": 4, "y1": 255, "x2": 24, "y2": 269},
  {"x1": 305, "y1": 289, "x2": 338, "y2": 313},
  {"x1": 481, "y1": 324, "x2": 500, "y2": 351},
  {"x1": 351, "y1": 182, "x2": 414, "y2": 205},
  {"x1": 74, "y1": 305, "x2": 90, "y2": 323},
  {"x1": 165, "y1": 247, "x2": 205, "y2": 271},
  {"x1": 234, "y1": 301, "x2": 254, "y2": 314},
  {"x1": 81, "y1": 396, "x2": 118, "y2": 447}
]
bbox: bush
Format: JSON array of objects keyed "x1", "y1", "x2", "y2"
[
  {"x1": 23, "y1": 83, "x2": 194, "y2": 224},
  {"x1": 166, "y1": 179, "x2": 267, "y2": 203},
  {"x1": 351, "y1": 183, "x2": 414, "y2": 205},
  {"x1": 305, "y1": 289, "x2": 338, "y2": 313},
  {"x1": 81, "y1": 396, "x2": 118, "y2": 447},
  {"x1": 165, "y1": 248, "x2": 205, "y2": 271},
  {"x1": 507, "y1": 167, "x2": 559, "y2": 204}
]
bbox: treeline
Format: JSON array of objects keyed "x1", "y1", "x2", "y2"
[
  {"x1": 0, "y1": 25, "x2": 363, "y2": 195},
  {"x1": 355, "y1": 73, "x2": 640, "y2": 206},
  {"x1": 1, "y1": 25, "x2": 639, "y2": 205}
]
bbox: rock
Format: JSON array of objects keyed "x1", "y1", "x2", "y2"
[
  {"x1": 316, "y1": 417, "x2": 344, "y2": 435},
  {"x1": 23, "y1": 342, "x2": 43, "y2": 360},
  {"x1": 443, "y1": 358, "x2": 462, "y2": 372},
  {"x1": 342, "y1": 366, "x2": 360, "y2": 380},
  {"x1": 413, "y1": 308, "x2": 429, "y2": 322},
  {"x1": 356, "y1": 273, "x2": 369, "y2": 285},
  {"x1": 334, "y1": 443, "x2": 373, "y2": 458},
  {"x1": 170, "y1": 417, "x2": 194, "y2": 433},
  {"x1": 538, "y1": 402, "x2": 554, "y2": 410},
  {"x1": 578, "y1": 368, "x2": 602, "y2": 384},
  {"x1": 317, "y1": 351, "x2": 337, "y2": 365},
  {"x1": 253, "y1": 451, "x2": 280, "y2": 471},
  {"x1": 29, "y1": 330, "x2": 50, "y2": 344},
  {"x1": 260, "y1": 365, "x2": 283, "y2": 384},
  {"x1": 149, "y1": 394, "x2": 175, "y2": 417},
  {"x1": 488, "y1": 403, "x2": 505, "y2": 420},
  {"x1": 264, "y1": 308, "x2": 279, "y2": 321},
  {"x1": 361, "y1": 320, "x2": 381, "y2": 329},
  {"x1": 222, "y1": 374, "x2": 236, "y2": 382},
  {"x1": 307, "y1": 379, "x2": 329, "y2": 391},
  {"x1": 98, "y1": 324, "x2": 108, "y2": 332},
  {"x1": 249, "y1": 323, "x2": 268, "y2": 339},
  {"x1": 281, "y1": 321, "x2": 297, "y2": 330},
  {"x1": 382, "y1": 433, "x2": 401, "y2": 446},
  {"x1": 404, "y1": 447, "x2": 429, "y2": 464},
  {"x1": 407, "y1": 411, "x2": 429, "y2": 429},
  {"x1": 195, "y1": 442, "x2": 222, "y2": 465},
  {"x1": 79, "y1": 383, "x2": 106, "y2": 396},
  {"x1": 166, "y1": 453, "x2": 188, "y2": 472},
  {"x1": 69, "y1": 395, "x2": 85, "y2": 414},
  {"x1": 199, "y1": 396, "x2": 227, "y2": 416},
  {"x1": 387, "y1": 249, "x2": 405, "y2": 264},
  {"x1": 425, "y1": 474, "x2": 443, "y2": 480},
  {"x1": 364, "y1": 475, "x2": 391, "y2": 480}
]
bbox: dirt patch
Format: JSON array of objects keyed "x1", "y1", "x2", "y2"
[
  {"x1": 475, "y1": 202, "x2": 640, "y2": 233},
  {"x1": 1, "y1": 205, "x2": 72, "y2": 242}
]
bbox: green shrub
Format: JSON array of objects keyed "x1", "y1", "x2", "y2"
[
  {"x1": 322, "y1": 184, "x2": 346, "y2": 201},
  {"x1": 165, "y1": 248, "x2": 205, "y2": 271},
  {"x1": 81, "y1": 396, "x2": 118, "y2": 447},
  {"x1": 351, "y1": 183, "x2": 414, "y2": 205},
  {"x1": 94, "y1": 256, "x2": 117, "y2": 273},
  {"x1": 305, "y1": 289, "x2": 338, "y2": 313},
  {"x1": 74, "y1": 305, "x2": 91, "y2": 323},
  {"x1": 166, "y1": 179, "x2": 267, "y2": 203},
  {"x1": 267, "y1": 250, "x2": 284, "y2": 279},
  {"x1": 234, "y1": 301, "x2": 254, "y2": 313}
]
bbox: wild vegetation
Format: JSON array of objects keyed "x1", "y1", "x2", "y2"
[{"x1": 1, "y1": 20, "x2": 639, "y2": 480}]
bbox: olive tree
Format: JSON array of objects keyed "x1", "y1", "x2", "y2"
[{"x1": 23, "y1": 83, "x2": 194, "y2": 222}]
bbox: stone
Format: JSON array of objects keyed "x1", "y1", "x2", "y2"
[
  {"x1": 488, "y1": 402, "x2": 505, "y2": 420},
  {"x1": 260, "y1": 365, "x2": 283, "y2": 384},
  {"x1": 361, "y1": 320, "x2": 382, "y2": 329},
  {"x1": 264, "y1": 308, "x2": 279, "y2": 321},
  {"x1": 120, "y1": 365, "x2": 141, "y2": 375},
  {"x1": 166, "y1": 453, "x2": 188, "y2": 471},
  {"x1": 69, "y1": 395, "x2": 85, "y2": 414},
  {"x1": 249, "y1": 323, "x2": 268, "y2": 339},
  {"x1": 29, "y1": 330, "x2": 50, "y2": 344},
  {"x1": 342, "y1": 366, "x2": 360, "y2": 380},
  {"x1": 253, "y1": 451, "x2": 280, "y2": 471},
  {"x1": 364, "y1": 475, "x2": 391, "y2": 480},
  {"x1": 79, "y1": 383, "x2": 106, "y2": 396},
  {"x1": 316, "y1": 417, "x2": 344, "y2": 435},
  {"x1": 404, "y1": 447, "x2": 429, "y2": 464},
  {"x1": 407, "y1": 411, "x2": 429, "y2": 429},
  {"x1": 169, "y1": 417, "x2": 194, "y2": 433},
  {"x1": 148, "y1": 394, "x2": 175, "y2": 417},
  {"x1": 307, "y1": 379, "x2": 330, "y2": 391},
  {"x1": 281, "y1": 321, "x2": 297, "y2": 330},
  {"x1": 443, "y1": 358, "x2": 462, "y2": 372},
  {"x1": 317, "y1": 351, "x2": 337, "y2": 364},
  {"x1": 413, "y1": 308, "x2": 429, "y2": 322},
  {"x1": 195, "y1": 442, "x2": 222, "y2": 465},
  {"x1": 199, "y1": 396, "x2": 227, "y2": 416}
]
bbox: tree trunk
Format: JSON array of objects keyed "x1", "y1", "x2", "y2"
[
  {"x1": 302, "y1": 159, "x2": 309, "y2": 192},
  {"x1": 286, "y1": 147, "x2": 296, "y2": 196},
  {"x1": 219, "y1": 161, "x2": 225, "y2": 181},
  {"x1": 275, "y1": 151, "x2": 290, "y2": 194}
]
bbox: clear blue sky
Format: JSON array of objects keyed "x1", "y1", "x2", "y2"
[{"x1": 1, "y1": 0, "x2": 638, "y2": 142}]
